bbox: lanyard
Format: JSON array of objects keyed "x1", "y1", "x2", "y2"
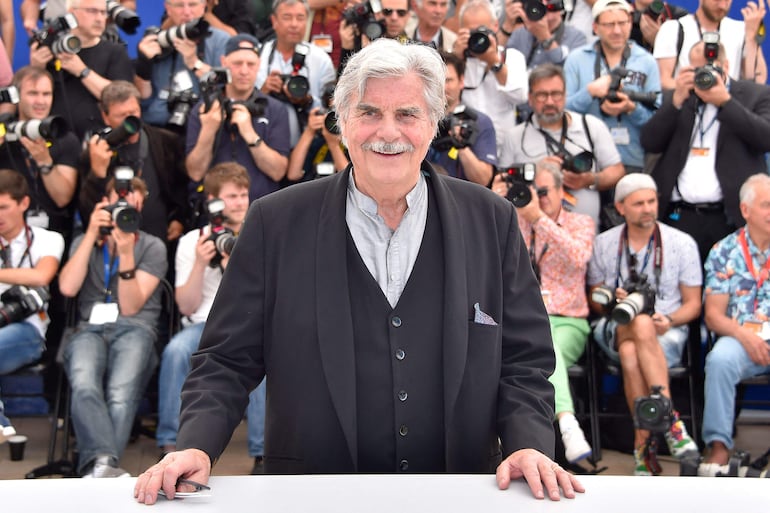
[
  {"x1": 0, "y1": 225, "x2": 34, "y2": 269},
  {"x1": 528, "y1": 230, "x2": 549, "y2": 285},
  {"x1": 614, "y1": 224, "x2": 662, "y2": 289},
  {"x1": 693, "y1": 103, "x2": 719, "y2": 147},
  {"x1": 693, "y1": 14, "x2": 720, "y2": 41},
  {"x1": 738, "y1": 227, "x2": 770, "y2": 313},
  {"x1": 102, "y1": 243, "x2": 119, "y2": 303}
]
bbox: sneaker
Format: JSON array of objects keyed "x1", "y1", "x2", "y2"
[
  {"x1": 251, "y1": 456, "x2": 264, "y2": 475},
  {"x1": 0, "y1": 424, "x2": 16, "y2": 444},
  {"x1": 664, "y1": 411, "x2": 698, "y2": 459},
  {"x1": 561, "y1": 423, "x2": 592, "y2": 463},
  {"x1": 81, "y1": 456, "x2": 131, "y2": 478},
  {"x1": 633, "y1": 440, "x2": 662, "y2": 476}
]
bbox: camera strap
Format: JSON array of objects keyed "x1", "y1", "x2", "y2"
[
  {"x1": 614, "y1": 223, "x2": 662, "y2": 290},
  {"x1": 592, "y1": 40, "x2": 630, "y2": 81},
  {"x1": 102, "y1": 242, "x2": 119, "y2": 303},
  {"x1": 528, "y1": 230, "x2": 548, "y2": 285},
  {"x1": 0, "y1": 225, "x2": 34, "y2": 269},
  {"x1": 738, "y1": 227, "x2": 770, "y2": 313},
  {"x1": 692, "y1": 101, "x2": 719, "y2": 148},
  {"x1": 536, "y1": 114, "x2": 594, "y2": 159}
]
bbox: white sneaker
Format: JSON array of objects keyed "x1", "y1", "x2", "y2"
[
  {"x1": 81, "y1": 456, "x2": 131, "y2": 478},
  {"x1": 560, "y1": 419, "x2": 592, "y2": 463},
  {"x1": 0, "y1": 425, "x2": 16, "y2": 444}
]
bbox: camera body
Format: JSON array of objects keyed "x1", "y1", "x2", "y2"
[
  {"x1": 0, "y1": 86, "x2": 19, "y2": 105},
  {"x1": 0, "y1": 115, "x2": 67, "y2": 143},
  {"x1": 604, "y1": 67, "x2": 659, "y2": 108},
  {"x1": 500, "y1": 163, "x2": 547, "y2": 208},
  {"x1": 466, "y1": 26, "x2": 496, "y2": 56},
  {"x1": 694, "y1": 32, "x2": 722, "y2": 90},
  {"x1": 30, "y1": 13, "x2": 81, "y2": 54},
  {"x1": 270, "y1": 44, "x2": 311, "y2": 104},
  {"x1": 100, "y1": 167, "x2": 141, "y2": 235},
  {"x1": 634, "y1": 385, "x2": 673, "y2": 433},
  {"x1": 342, "y1": 0, "x2": 385, "y2": 41},
  {"x1": 432, "y1": 104, "x2": 480, "y2": 151},
  {"x1": 151, "y1": 18, "x2": 210, "y2": 51},
  {"x1": 206, "y1": 198, "x2": 237, "y2": 268},
  {"x1": 513, "y1": 0, "x2": 548, "y2": 22},
  {"x1": 0, "y1": 285, "x2": 50, "y2": 328},
  {"x1": 592, "y1": 274, "x2": 656, "y2": 325},
  {"x1": 96, "y1": 115, "x2": 142, "y2": 149},
  {"x1": 106, "y1": 0, "x2": 140, "y2": 35},
  {"x1": 167, "y1": 89, "x2": 200, "y2": 128},
  {"x1": 558, "y1": 149, "x2": 594, "y2": 174},
  {"x1": 199, "y1": 67, "x2": 231, "y2": 112}
]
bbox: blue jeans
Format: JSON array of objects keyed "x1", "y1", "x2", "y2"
[
  {"x1": 702, "y1": 336, "x2": 770, "y2": 448},
  {"x1": 0, "y1": 321, "x2": 45, "y2": 428},
  {"x1": 62, "y1": 320, "x2": 157, "y2": 474},
  {"x1": 593, "y1": 317, "x2": 688, "y2": 368},
  {"x1": 156, "y1": 322, "x2": 266, "y2": 456}
]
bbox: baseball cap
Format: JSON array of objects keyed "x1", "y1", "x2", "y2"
[
  {"x1": 592, "y1": 0, "x2": 632, "y2": 20},
  {"x1": 224, "y1": 34, "x2": 261, "y2": 57},
  {"x1": 614, "y1": 173, "x2": 657, "y2": 203}
]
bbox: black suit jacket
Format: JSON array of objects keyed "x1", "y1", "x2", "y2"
[
  {"x1": 177, "y1": 164, "x2": 556, "y2": 473},
  {"x1": 640, "y1": 80, "x2": 770, "y2": 226}
]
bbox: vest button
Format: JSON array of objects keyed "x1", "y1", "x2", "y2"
[
  {"x1": 399, "y1": 459, "x2": 409, "y2": 471},
  {"x1": 399, "y1": 424, "x2": 409, "y2": 436},
  {"x1": 395, "y1": 349, "x2": 405, "y2": 360},
  {"x1": 391, "y1": 316, "x2": 402, "y2": 327},
  {"x1": 398, "y1": 390, "x2": 408, "y2": 401}
]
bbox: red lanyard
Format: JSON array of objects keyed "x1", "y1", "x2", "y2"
[{"x1": 738, "y1": 227, "x2": 770, "y2": 312}]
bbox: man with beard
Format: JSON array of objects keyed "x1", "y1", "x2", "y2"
[
  {"x1": 587, "y1": 173, "x2": 701, "y2": 476},
  {"x1": 502, "y1": 63, "x2": 624, "y2": 226},
  {"x1": 653, "y1": 0, "x2": 767, "y2": 89}
]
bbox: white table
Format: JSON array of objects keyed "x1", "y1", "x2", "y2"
[{"x1": 1, "y1": 474, "x2": 766, "y2": 512}]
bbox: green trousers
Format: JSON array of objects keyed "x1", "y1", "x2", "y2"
[{"x1": 548, "y1": 316, "x2": 590, "y2": 416}]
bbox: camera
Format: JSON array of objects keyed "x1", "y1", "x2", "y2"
[
  {"x1": 106, "y1": 0, "x2": 140, "y2": 35},
  {"x1": 634, "y1": 385, "x2": 673, "y2": 433},
  {"x1": 466, "y1": 26, "x2": 496, "y2": 56},
  {"x1": 199, "y1": 67, "x2": 231, "y2": 112},
  {"x1": 558, "y1": 149, "x2": 594, "y2": 174},
  {"x1": 206, "y1": 198, "x2": 237, "y2": 268},
  {"x1": 681, "y1": 449, "x2": 770, "y2": 478},
  {"x1": 591, "y1": 274, "x2": 656, "y2": 325},
  {"x1": 223, "y1": 95, "x2": 267, "y2": 123},
  {"x1": 603, "y1": 68, "x2": 659, "y2": 108},
  {"x1": 322, "y1": 108, "x2": 340, "y2": 135},
  {"x1": 0, "y1": 86, "x2": 18, "y2": 105},
  {"x1": 500, "y1": 163, "x2": 548, "y2": 208},
  {"x1": 513, "y1": 0, "x2": 548, "y2": 23},
  {"x1": 30, "y1": 13, "x2": 81, "y2": 54},
  {"x1": 0, "y1": 285, "x2": 50, "y2": 328},
  {"x1": 151, "y1": 17, "x2": 210, "y2": 50},
  {"x1": 432, "y1": 105, "x2": 480, "y2": 151},
  {"x1": 100, "y1": 167, "x2": 141, "y2": 235},
  {"x1": 167, "y1": 89, "x2": 200, "y2": 128},
  {"x1": 96, "y1": 115, "x2": 141, "y2": 149},
  {"x1": 694, "y1": 32, "x2": 722, "y2": 90},
  {"x1": 271, "y1": 44, "x2": 311, "y2": 104},
  {"x1": 342, "y1": 0, "x2": 385, "y2": 41},
  {"x1": 0, "y1": 115, "x2": 68, "y2": 143}
]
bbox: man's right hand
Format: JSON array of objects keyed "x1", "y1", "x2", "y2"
[
  {"x1": 738, "y1": 327, "x2": 770, "y2": 366},
  {"x1": 672, "y1": 67, "x2": 695, "y2": 108},
  {"x1": 196, "y1": 233, "x2": 217, "y2": 267},
  {"x1": 261, "y1": 70, "x2": 285, "y2": 96},
  {"x1": 29, "y1": 42, "x2": 54, "y2": 69},
  {"x1": 88, "y1": 135, "x2": 113, "y2": 179},
  {"x1": 199, "y1": 98, "x2": 224, "y2": 130},
  {"x1": 87, "y1": 198, "x2": 113, "y2": 237},
  {"x1": 138, "y1": 33, "x2": 163, "y2": 60},
  {"x1": 134, "y1": 449, "x2": 212, "y2": 505}
]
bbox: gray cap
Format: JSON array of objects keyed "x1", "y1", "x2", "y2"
[{"x1": 615, "y1": 173, "x2": 657, "y2": 202}]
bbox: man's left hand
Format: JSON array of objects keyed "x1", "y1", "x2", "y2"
[
  {"x1": 693, "y1": 71, "x2": 731, "y2": 107},
  {"x1": 20, "y1": 137, "x2": 53, "y2": 165},
  {"x1": 57, "y1": 52, "x2": 87, "y2": 77},
  {"x1": 496, "y1": 448, "x2": 584, "y2": 500}
]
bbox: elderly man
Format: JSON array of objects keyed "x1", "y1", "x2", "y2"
[{"x1": 134, "y1": 39, "x2": 583, "y2": 504}]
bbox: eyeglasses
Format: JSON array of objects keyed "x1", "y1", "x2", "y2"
[
  {"x1": 74, "y1": 7, "x2": 107, "y2": 16},
  {"x1": 382, "y1": 8, "x2": 409, "y2": 16},
  {"x1": 532, "y1": 90, "x2": 565, "y2": 102},
  {"x1": 596, "y1": 19, "x2": 631, "y2": 29}
]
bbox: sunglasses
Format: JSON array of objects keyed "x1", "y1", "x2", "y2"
[{"x1": 382, "y1": 8, "x2": 409, "y2": 16}]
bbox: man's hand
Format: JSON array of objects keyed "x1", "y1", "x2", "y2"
[
  {"x1": 339, "y1": 19, "x2": 357, "y2": 50},
  {"x1": 87, "y1": 198, "x2": 113, "y2": 237},
  {"x1": 672, "y1": 67, "x2": 694, "y2": 108},
  {"x1": 29, "y1": 42, "x2": 54, "y2": 69},
  {"x1": 138, "y1": 32, "x2": 163, "y2": 60},
  {"x1": 57, "y1": 52, "x2": 87, "y2": 77},
  {"x1": 112, "y1": 223, "x2": 137, "y2": 256},
  {"x1": 261, "y1": 70, "x2": 285, "y2": 96},
  {"x1": 167, "y1": 220, "x2": 184, "y2": 241},
  {"x1": 134, "y1": 449, "x2": 212, "y2": 505},
  {"x1": 199, "y1": 98, "x2": 224, "y2": 130},
  {"x1": 693, "y1": 70, "x2": 731, "y2": 107},
  {"x1": 600, "y1": 92, "x2": 636, "y2": 117},
  {"x1": 496, "y1": 448, "x2": 584, "y2": 500},
  {"x1": 562, "y1": 169, "x2": 593, "y2": 190},
  {"x1": 229, "y1": 103, "x2": 256, "y2": 141},
  {"x1": 639, "y1": 12, "x2": 662, "y2": 47},
  {"x1": 195, "y1": 234, "x2": 217, "y2": 267},
  {"x1": 88, "y1": 135, "x2": 113, "y2": 178},
  {"x1": 20, "y1": 137, "x2": 53, "y2": 166},
  {"x1": 742, "y1": 0, "x2": 766, "y2": 39},
  {"x1": 651, "y1": 312, "x2": 672, "y2": 336},
  {"x1": 172, "y1": 37, "x2": 200, "y2": 69},
  {"x1": 587, "y1": 74, "x2": 613, "y2": 100},
  {"x1": 737, "y1": 326, "x2": 770, "y2": 366},
  {"x1": 516, "y1": 187, "x2": 544, "y2": 224}
]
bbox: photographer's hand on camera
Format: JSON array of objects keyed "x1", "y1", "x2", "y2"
[
  {"x1": 638, "y1": 10, "x2": 662, "y2": 47},
  {"x1": 29, "y1": 42, "x2": 54, "y2": 69},
  {"x1": 672, "y1": 67, "x2": 695, "y2": 108},
  {"x1": 561, "y1": 168, "x2": 595, "y2": 191},
  {"x1": 20, "y1": 136, "x2": 53, "y2": 170},
  {"x1": 260, "y1": 70, "x2": 285, "y2": 97},
  {"x1": 137, "y1": 32, "x2": 163, "y2": 61},
  {"x1": 339, "y1": 19, "x2": 357, "y2": 51},
  {"x1": 515, "y1": 187, "x2": 544, "y2": 224},
  {"x1": 693, "y1": 70, "x2": 731, "y2": 107},
  {"x1": 88, "y1": 134, "x2": 113, "y2": 179},
  {"x1": 601, "y1": 91, "x2": 636, "y2": 117},
  {"x1": 56, "y1": 51, "x2": 86, "y2": 78},
  {"x1": 587, "y1": 74, "x2": 612, "y2": 101},
  {"x1": 228, "y1": 102, "x2": 256, "y2": 139},
  {"x1": 87, "y1": 198, "x2": 113, "y2": 238}
]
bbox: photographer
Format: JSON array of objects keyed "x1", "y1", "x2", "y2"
[
  {"x1": 492, "y1": 160, "x2": 596, "y2": 464},
  {"x1": 427, "y1": 52, "x2": 497, "y2": 186},
  {"x1": 630, "y1": 0, "x2": 688, "y2": 52},
  {"x1": 0, "y1": 169, "x2": 64, "y2": 443},
  {"x1": 134, "y1": 0, "x2": 230, "y2": 129},
  {"x1": 28, "y1": 0, "x2": 134, "y2": 138},
  {"x1": 81, "y1": 81, "x2": 190, "y2": 244},
  {"x1": 59, "y1": 174, "x2": 167, "y2": 478},
  {"x1": 564, "y1": 0, "x2": 661, "y2": 175},
  {"x1": 504, "y1": 64, "x2": 625, "y2": 226},
  {"x1": 453, "y1": 0, "x2": 528, "y2": 160},
  {"x1": 257, "y1": 0, "x2": 336, "y2": 146},
  {"x1": 186, "y1": 34, "x2": 290, "y2": 201},
  {"x1": 406, "y1": 0, "x2": 458, "y2": 51},
  {"x1": 157, "y1": 162, "x2": 267, "y2": 473},
  {"x1": 0, "y1": 67, "x2": 79, "y2": 239},
  {"x1": 587, "y1": 173, "x2": 701, "y2": 475}
]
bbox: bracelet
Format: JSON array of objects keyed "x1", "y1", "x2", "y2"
[
  {"x1": 79, "y1": 67, "x2": 91, "y2": 79},
  {"x1": 118, "y1": 268, "x2": 136, "y2": 280},
  {"x1": 499, "y1": 26, "x2": 512, "y2": 37},
  {"x1": 588, "y1": 172, "x2": 600, "y2": 190}
]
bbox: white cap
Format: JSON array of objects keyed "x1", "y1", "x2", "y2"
[
  {"x1": 592, "y1": 0, "x2": 632, "y2": 20},
  {"x1": 615, "y1": 173, "x2": 657, "y2": 203}
]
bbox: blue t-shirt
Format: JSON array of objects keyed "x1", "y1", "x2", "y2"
[{"x1": 427, "y1": 107, "x2": 498, "y2": 181}]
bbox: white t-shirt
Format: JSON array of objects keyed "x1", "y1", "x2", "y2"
[{"x1": 175, "y1": 227, "x2": 224, "y2": 325}]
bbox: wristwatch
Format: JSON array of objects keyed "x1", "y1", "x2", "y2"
[
  {"x1": 540, "y1": 36, "x2": 556, "y2": 49},
  {"x1": 247, "y1": 136, "x2": 263, "y2": 148},
  {"x1": 38, "y1": 163, "x2": 53, "y2": 175},
  {"x1": 490, "y1": 61, "x2": 504, "y2": 73},
  {"x1": 79, "y1": 67, "x2": 91, "y2": 79},
  {"x1": 192, "y1": 59, "x2": 205, "y2": 72},
  {"x1": 118, "y1": 268, "x2": 136, "y2": 280}
]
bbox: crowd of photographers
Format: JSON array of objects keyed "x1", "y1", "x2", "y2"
[{"x1": 0, "y1": 0, "x2": 768, "y2": 480}]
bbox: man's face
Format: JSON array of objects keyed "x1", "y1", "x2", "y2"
[
  {"x1": 380, "y1": 0, "x2": 410, "y2": 37},
  {"x1": 460, "y1": 6, "x2": 498, "y2": 33},
  {"x1": 216, "y1": 182, "x2": 250, "y2": 227},
  {"x1": 165, "y1": 0, "x2": 206, "y2": 25},
  {"x1": 340, "y1": 73, "x2": 434, "y2": 195},
  {"x1": 102, "y1": 96, "x2": 142, "y2": 144},
  {"x1": 18, "y1": 76, "x2": 53, "y2": 121},
  {"x1": 616, "y1": 188, "x2": 659, "y2": 230},
  {"x1": 108, "y1": 186, "x2": 143, "y2": 212},
  {"x1": 223, "y1": 50, "x2": 261, "y2": 97},
  {"x1": 444, "y1": 64, "x2": 463, "y2": 110},
  {"x1": 534, "y1": 170, "x2": 563, "y2": 220},
  {"x1": 689, "y1": 44, "x2": 729, "y2": 76},
  {"x1": 700, "y1": 0, "x2": 731, "y2": 23},
  {"x1": 741, "y1": 183, "x2": 770, "y2": 237},
  {"x1": 0, "y1": 193, "x2": 29, "y2": 240},
  {"x1": 529, "y1": 75, "x2": 565, "y2": 125},
  {"x1": 413, "y1": 0, "x2": 449, "y2": 31},
  {"x1": 593, "y1": 8, "x2": 631, "y2": 53},
  {"x1": 71, "y1": 0, "x2": 107, "y2": 40},
  {"x1": 271, "y1": 2, "x2": 308, "y2": 47}
]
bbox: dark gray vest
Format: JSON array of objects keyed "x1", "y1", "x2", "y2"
[{"x1": 347, "y1": 181, "x2": 446, "y2": 472}]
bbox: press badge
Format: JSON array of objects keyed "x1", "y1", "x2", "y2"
[
  {"x1": 89, "y1": 302, "x2": 119, "y2": 324},
  {"x1": 691, "y1": 147, "x2": 710, "y2": 157},
  {"x1": 311, "y1": 34, "x2": 333, "y2": 53},
  {"x1": 610, "y1": 126, "x2": 630, "y2": 146}
]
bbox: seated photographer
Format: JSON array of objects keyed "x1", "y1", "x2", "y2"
[
  {"x1": 564, "y1": 0, "x2": 661, "y2": 175},
  {"x1": 426, "y1": 52, "x2": 496, "y2": 186},
  {"x1": 257, "y1": 0, "x2": 336, "y2": 146},
  {"x1": 0, "y1": 169, "x2": 65, "y2": 442},
  {"x1": 504, "y1": 63, "x2": 625, "y2": 226},
  {"x1": 491, "y1": 160, "x2": 596, "y2": 464},
  {"x1": 0, "y1": 67, "x2": 79, "y2": 240},
  {"x1": 58, "y1": 173, "x2": 168, "y2": 478},
  {"x1": 587, "y1": 173, "x2": 701, "y2": 476},
  {"x1": 28, "y1": 0, "x2": 135, "y2": 139},
  {"x1": 186, "y1": 34, "x2": 290, "y2": 201},
  {"x1": 135, "y1": 0, "x2": 229, "y2": 129},
  {"x1": 701, "y1": 174, "x2": 770, "y2": 475},
  {"x1": 81, "y1": 81, "x2": 190, "y2": 244},
  {"x1": 157, "y1": 162, "x2": 267, "y2": 473}
]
